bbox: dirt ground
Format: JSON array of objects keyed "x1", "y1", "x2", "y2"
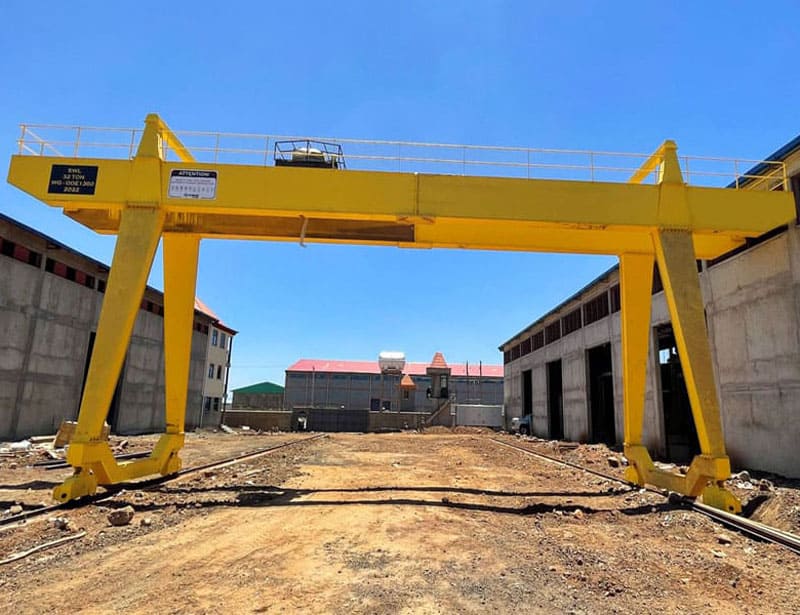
[
  {"x1": 512, "y1": 435, "x2": 800, "y2": 536},
  {"x1": 2, "y1": 431, "x2": 800, "y2": 614}
]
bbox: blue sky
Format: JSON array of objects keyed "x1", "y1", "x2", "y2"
[{"x1": 1, "y1": 1, "x2": 798, "y2": 392}]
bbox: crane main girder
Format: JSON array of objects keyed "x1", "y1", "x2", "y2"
[{"x1": 6, "y1": 114, "x2": 796, "y2": 512}]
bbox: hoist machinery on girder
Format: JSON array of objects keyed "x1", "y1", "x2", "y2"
[{"x1": 6, "y1": 114, "x2": 795, "y2": 512}]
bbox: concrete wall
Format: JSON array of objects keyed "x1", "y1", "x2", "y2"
[
  {"x1": 704, "y1": 230, "x2": 800, "y2": 475},
  {"x1": 222, "y1": 410, "x2": 293, "y2": 431},
  {"x1": 220, "y1": 409, "x2": 432, "y2": 433},
  {"x1": 0, "y1": 217, "x2": 213, "y2": 440},
  {"x1": 454, "y1": 404, "x2": 504, "y2": 428},
  {"x1": 369, "y1": 411, "x2": 428, "y2": 431},
  {"x1": 501, "y1": 224, "x2": 800, "y2": 478},
  {"x1": 232, "y1": 391, "x2": 284, "y2": 410}
]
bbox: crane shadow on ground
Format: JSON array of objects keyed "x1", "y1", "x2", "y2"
[{"x1": 109, "y1": 483, "x2": 676, "y2": 518}]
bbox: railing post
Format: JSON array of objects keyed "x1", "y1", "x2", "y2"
[{"x1": 74, "y1": 127, "x2": 82, "y2": 157}]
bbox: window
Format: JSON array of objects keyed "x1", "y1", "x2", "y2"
[
  {"x1": 583, "y1": 292, "x2": 609, "y2": 325},
  {"x1": 545, "y1": 320, "x2": 561, "y2": 344},
  {"x1": 0, "y1": 239, "x2": 43, "y2": 268},
  {"x1": 609, "y1": 285, "x2": 621, "y2": 313},
  {"x1": 217, "y1": 365, "x2": 223, "y2": 379},
  {"x1": 403, "y1": 390, "x2": 409, "y2": 399},
  {"x1": 212, "y1": 397, "x2": 220, "y2": 411},
  {"x1": 561, "y1": 308, "x2": 582, "y2": 336},
  {"x1": 208, "y1": 363, "x2": 215, "y2": 378},
  {"x1": 211, "y1": 329, "x2": 218, "y2": 346},
  {"x1": 532, "y1": 330, "x2": 544, "y2": 350},
  {"x1": 203, "y1": 397, "x2": 211, "y2": 412},
  {"x1": 520, "y1": 337, "x2": 532, "y2": 356},
  {"x1": 220, "y1": 332, "x2": 227, "y2": 349},
  {"x1": 511, "y1": 344, "x2": 521, "y2": 360},
  {"x1": 503, "y1": 350, "x2": 511, "y2": 364}
]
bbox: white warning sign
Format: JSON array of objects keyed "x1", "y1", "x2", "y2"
[{"x1": 168, "y1": 169, "x2": 217, "y2": 199}]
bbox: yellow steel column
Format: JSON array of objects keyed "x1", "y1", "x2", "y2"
[
  {"x1": 150, "y1": 233, "x2": 201, "y2": 474},
  {"x1": 54, "y1": 206, "x2": 165, "y2": 501},
  {"x1": 653, "y1": 229, "x2": 739, "y2": 511},
  {"x1": 619, "y1": 252, "x2": 656, "y2": 485}
]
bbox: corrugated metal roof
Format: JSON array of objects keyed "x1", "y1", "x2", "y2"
[
  {"x1": 286, "y1": 358, "x2": 503, "y2": 378},
  {"x1": 232, "y1": 381, "x2": 285, "y2": 394}
]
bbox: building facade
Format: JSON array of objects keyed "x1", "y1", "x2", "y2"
[
  {"x1": 195, "y1": 298, "x2": 237, "y2": 424},
  {"x1": 500, "y1": 135, "x2": 800, "y2": 478},
  {"x1": 284, "y1": 352, "x2": 503, "y2": 413},
  {"x1": 0, "y1": 214, "x2": 233, "y2": 440}
]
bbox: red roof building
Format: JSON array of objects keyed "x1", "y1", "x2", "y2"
[
  {"x1": 286, "y1": 358, "x2": 503, "y2": 378},
  {"x1": 284, "y1": 352, "x2": 503, "y2": 414}
]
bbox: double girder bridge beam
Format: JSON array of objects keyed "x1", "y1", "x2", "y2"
[{"x1": 7, "y1": 114, "x2": 795, "y2": 511}]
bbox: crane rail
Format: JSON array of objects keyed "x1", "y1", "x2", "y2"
[
  {"x1": 0, "y1": 433, "x2": 326, "y2": 528},
  {"x1": 490, "y1": 437, "x2": 800, "y2": 556}
]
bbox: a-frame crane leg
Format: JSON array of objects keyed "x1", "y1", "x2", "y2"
[
  {"x1": 52, "y1": 116, "x2": 203, "y2": 501},
  {"x1": 621, "y1": 153, "x2": 740, "y2": 512},
  {"x1": 54, "y1": 207, "x2": 166, "y2": 501}
]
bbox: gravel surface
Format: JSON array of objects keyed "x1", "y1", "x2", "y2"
[{"x1": 1, "y1": 432, "x2": 799, "y2": 614}]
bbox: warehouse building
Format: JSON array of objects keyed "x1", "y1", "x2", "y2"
[
  {"x1": 285, "y1": 352, "x2": 503, "y2": 413},
  {"x1": 231, "y1": 381, "x2": 285, "y2": 410},
  {"x1": 500, "y1": 134, "x2": 800, "y2": 478},
  {"x1": 0, "y1": 213, "x2": 234, "y2": 440}
]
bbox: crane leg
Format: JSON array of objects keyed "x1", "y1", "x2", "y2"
[
  {"x1": 623, "y1": 231, "x2": 740, "y2": 513},
  {"x1": 152, "y1": 233, "x2": 201, "y2": 474},
  {"x1": 53, "y1": 206, "x2": 165, "y2": 501}
]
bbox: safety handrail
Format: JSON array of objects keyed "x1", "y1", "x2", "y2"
[{"x1": 15, "y1": 123, "x2": 788, "y2": 191}]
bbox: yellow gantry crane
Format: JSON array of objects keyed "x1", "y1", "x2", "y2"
[{"x1": 6, "y1": 115, "x2": 795, "y2": 511}]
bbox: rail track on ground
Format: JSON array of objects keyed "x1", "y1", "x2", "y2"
[
  {"x1": 0, "y1": 433, "x2": 326, "y2": 528},
  {"x1": 490, "y1": 437, "x2": 800, "y2": 556}
]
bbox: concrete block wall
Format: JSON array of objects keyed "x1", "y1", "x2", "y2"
[
  {"x1": 2, "y1": 259, "x2": 99, "y2": 438},
  {"x1": 704, "y1": 230, "x2": 800, "y2": 476},
  {"x1": 223, "y1": 410, "x2": 293, "y2": 431},
  {"x1": 0, "y1": 217, "x2": 213, "y2": 440}
]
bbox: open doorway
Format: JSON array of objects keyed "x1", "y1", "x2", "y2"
[
  {"x1": 587, "y1": 343, "x2": 616, "y2": 445},
  {"x1": 521, "y1": 369, "x2": 533, "y2": 417},
  {"x1": 656, "y1": 324, "x2": 700, "y2": 462},
  {"x1": 81, "y1": 331, "x2": 125, "y2": 432},
  {"x1": 546, "y1": 360, "x2": 563, "y2": 440}
]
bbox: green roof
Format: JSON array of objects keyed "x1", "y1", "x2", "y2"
[{"x1": 232, "y1": 381, "x2": 285, "y2": 394}]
